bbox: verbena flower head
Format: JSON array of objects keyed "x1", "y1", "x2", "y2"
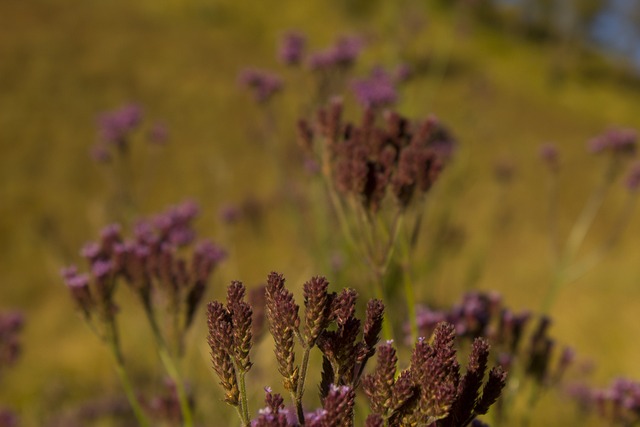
[
  {"x1": 302, "y1": 99, "x2": 454, "y2": 213},
  {"x1": 364, "y1": 322, "x2": 506, "y2": 426},
  {"x1": 238, "y1": 68, "x2": 284, "y2": 104},
  {"x1": 97, "y1": 103, "x2": 143, "y2": 147},
  {"x1": 91, "y1": 103, "x2": 166, "y2": 163},
  {"x1": 569, "y1": 377, "x2": 640, "y2": 425},
  {"x1": 279, "y1": 31, "x2": 306, "y2": 66},
  {"x1": 351, "y1": 67, "x2": 398, "y2": 109},
  {"x1": 62, "y1": 201, "x2": 225, "y2": 347},
  {"x1": 307, "y1": 36, "x2": 363, "y2": 72},
  {"x1": 588, "y1": 128, "x2": 637, "y2": 156}
]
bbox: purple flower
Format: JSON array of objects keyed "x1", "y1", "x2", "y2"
[
  {"x1": 80, "y1": 241, "x2": 101, "y2": 260},
  {"x1": 219, "y1": 204, "x2": 241, "y2": 224},
  {"x1": 588, "y1": 128, "x2": 637, "y2": 156},
  {"x1": 279, "y1": 31, "x2": 306, "y2": 65},
  {"x1": 307, "y1": 35, "x2": 363, "y2": 71},
  {"x1": 351, "y1": 67, "x2": 398, "y2": 109},
  {"x1": 97, "y1": 103, "x2": 143, "y2": 146},
  {"x1": 92, "y1": 259, "x2": 114, "y2": 279},
  {"x1": 238, "y1": 68, "x2": 283, "y2": 104}
]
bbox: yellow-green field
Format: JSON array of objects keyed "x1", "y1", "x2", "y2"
[{"x1": 2, "y1": 1, "x2": 640, "y2": 426}]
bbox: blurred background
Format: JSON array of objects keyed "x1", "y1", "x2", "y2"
[{"x1": 2, "y1": 0, "x2": 640, "y2": 425}]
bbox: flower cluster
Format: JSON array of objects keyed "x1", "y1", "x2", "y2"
[
  {"x1": 61, "y1": 201, "x2": 226, "y2": 354},
  {"x1": 208, "y1": 272, "x2": 383, "y2": 426},
  {"x1": 307, "y1": 36, "x2": 363, "y2": 72},
  {"x1": 279, "y1": 31, "x2": 306, "y2": 66},
  {"x1": 208, "y1": 274, "x2": 505, "y2": 427},
  {"x1": 91, "y1": 103, "x2": 167, "y2": 163},
  {"x1": 413, "y1": 292, "x2": 574, "y2": 387},
  {"x1": 300, "y1": 98, "x2": 454, "y2": 212},
  {"x1": 238, "y1": 68, "x2": 284, "y2": 104},
  {"x1": 351, "y1": 67, "x2": 399, "y2": 110},
  {"x1": 364, "y1": 324, "x2": 506, "y2": 427},
  {"x1": 569, "y1": 377, "x2": 640, "y2": 425},
  {"x1": 588, "y1": 128, "x2": 637, "y2": 156}
]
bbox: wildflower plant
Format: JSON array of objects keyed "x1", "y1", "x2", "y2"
[
  {"x1": 91, "y1": 103, "x2": 168, "y2": 223},
  {"x1": 207, "y1": 272, "x2": 505, "y2": 426},
  {"x1": 298, "y1": 98, "x2": 454, "y2": 341},
  {"x1": 538, "y1": 128, "x2": 640, "y2": 313},
  {"x1": 61, "y1": 201, "x2": 225, "y2": 427},
  {"x1": 412, "y1": 291, "x2": 580, "y2": 425}
]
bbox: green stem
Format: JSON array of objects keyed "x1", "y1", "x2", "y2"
[
  {"x1": 397, "y1": 215, "x2": 417, "y2": 343},
  {"x1": 565, "y1": 156, "x2": 618, "y2": 261},
  {"x1": 238, "y1": 369, "x2": 250, "y2": 426},
  {"x1": 295, "y1": 347, "x2": 312, "y2": 425},
  {"x1": 157, "y1": 345, "x2": 193, "y2": 427},
  {"x1": 144, "y1": 304, "x2": 193, "y2": 427},
  {"x1": 105, "y1": 323, "x2": 151, "y2": 427},
  {"x1": 373, "y1": 267, "x2": 393, "y2": 342}
]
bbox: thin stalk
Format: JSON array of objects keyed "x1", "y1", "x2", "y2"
[
  {"x1": 143, "y1": 304, "x2": 194, "y2": 427},
  {"x1": 105, "y1": 323, "x2": 151, "y2": 427},
  {"x1": 543, "y1": 156, "x2": 619, "y2": 313},
  {"x1": 546, "y1": 169, "x2": 561, "y2": 262},
  {"x1": 398, "y1": 216, "x2": 417, "y2": 343},
  {"x1": 565, "y1": 157, "x2": 618, "y2": 261},
  {"x1": 565, "y1": 192, "x2": 639, "y2": 283},
  {"x1": 373, "y1": 266, "x2": 393, "y2": 342},
  {"x1": 540, "y1": 260, "x2": 566, "y2": 316},
  {"x1": 237, "y1": 369, "x2": 250, "y2": 426},
  {"x1": 295, "y1": 346, "x2": 312, "y2": 425}
]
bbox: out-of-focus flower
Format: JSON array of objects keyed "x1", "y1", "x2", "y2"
[
  {"x1": 588, "y1": 128, "x2": 637, "y2": 156},
  {"x1": 97, "y1": 103, "x2": 143, "y2": 147},
  {"x1": 307, "y1": 36, "x2": 364, "y2": 71},
  {"x1": 238, "y1": 68, "x2": 283, "y2": 104},
  {"x1": 625, "y1": 161, "x2": 640, "y2": 192},
  {"x1": 351, "y1": 67, "x2": 398, "y2": 109},
  {"x1": 278, "y1": 31, "x2": 306, "y2": 66}
]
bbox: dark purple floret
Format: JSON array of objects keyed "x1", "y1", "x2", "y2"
[{"x1": 279, "y1": 31, "x2": 306, "y2": 65}]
